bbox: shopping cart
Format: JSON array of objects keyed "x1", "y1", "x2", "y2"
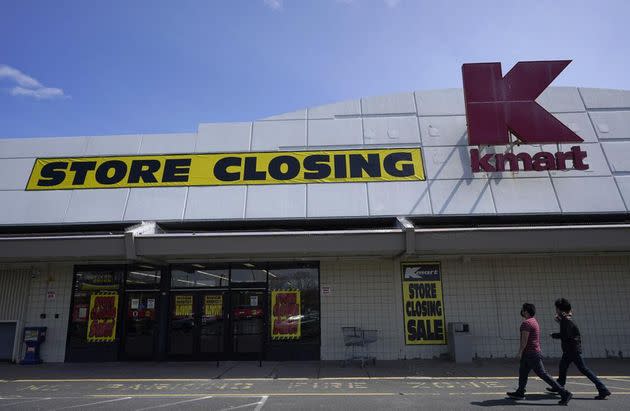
[{"x1": 341, "y1": 327, "x2": 378, "y2": 367}]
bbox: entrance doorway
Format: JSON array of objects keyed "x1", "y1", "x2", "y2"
[
  {"x1": 167, "y1": 289, "x2": 266, "y2": 360},
  {"x1": 168, "y1": 291, "x2": 226, "y2": 358},
  {"x1": 123, "y1": 291, "x2": 160, "y2": 360},
  {"x1": 230, "y1": 289, "x2": 266, "y2": 359}
]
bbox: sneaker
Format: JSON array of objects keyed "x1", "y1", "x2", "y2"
[
  {"x1": 546, "y1": 387, "x2": 560, "y2": 394},
  {"x1": 506, "y1": 391, "x2": 525, "y2": 400},
  {"x1": 558, "y1": 391, "x2": 573, "y2": 406},
  {"x1": 595, "y1": 389, "x2": 611, "y2": 400}
]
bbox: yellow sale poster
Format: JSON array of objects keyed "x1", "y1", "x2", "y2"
[
  {"x1": 402, "y1": 262, "x2": 446, "y2": 345},
  {"x1": 204, "y1": 295, "x2": 223, "y2": 318},
  {"x1": 174, "y1": 295, "x2": 193, "y2": 317},
  {"x1": 86, "y1": 292, "x2": 118, "y2": 343},
  {"x1": 271, "y1": 290, "x2": 301, "y2": 340}
]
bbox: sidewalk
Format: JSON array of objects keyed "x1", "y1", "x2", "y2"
[{"x1": 1, "y1": 358, "x2": 628, "y2": 380}]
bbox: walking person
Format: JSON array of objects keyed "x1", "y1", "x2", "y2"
[
  {"x1": 546, "y1": 298, "x2": 611, "y2": 400},
  {"x1": 507, "y1": 303, "x2": 573, "y2": 405}
]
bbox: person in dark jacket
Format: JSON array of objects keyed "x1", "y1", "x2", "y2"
[
  {"x1": 507, "y1": 303, "x2": 572, "y2": 405},
  {"x1": 547, "y1": 298, "x2": 611, "y2": 400}
]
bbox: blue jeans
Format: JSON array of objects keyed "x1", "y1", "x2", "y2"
[
  {"x1": 557, "y1": 352, "x2": 607, "y2": 392},
  {"x1": 518, "y1": 352, "x2": 567, "y2": 395}
]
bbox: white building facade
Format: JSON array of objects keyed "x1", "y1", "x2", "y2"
[{"x1": 1, "y1": 78, "x2": 629, "y2": 363}]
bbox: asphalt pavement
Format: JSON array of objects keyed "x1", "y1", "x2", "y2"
[{"x1": 1, "y1": 358, "x2": 629, "y2": 410}]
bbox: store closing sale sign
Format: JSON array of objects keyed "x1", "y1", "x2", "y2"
[
  {"x1": 271, "y1": 290, "x2": 301, "y2": 339},
  {"x1": 402, "y1": 262, "x2": 446, "y2": 345},
  {"x1": 87, "y1": 292, "x2": 119, "y2": 342}
]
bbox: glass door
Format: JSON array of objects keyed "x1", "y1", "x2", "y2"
[
  {"x1": 200, "y1": 292, "x2": 226, "y2": 356},
  {"x1": 124, "y1": 292, "x2": 159, "y2": 359},
  {"x1": 230, "y1": 290, "x2": 266, "y2": 358},
  {"x1": 168, "y1": 293, "x2": 195, "y2": 356},
  {"x1": 168, "y1": 291, "x2": 227, "y2": 358}
]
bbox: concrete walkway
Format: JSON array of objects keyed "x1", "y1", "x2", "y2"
[{"x1": 1, "y1": 358, "x2": 628, "y2": 380}]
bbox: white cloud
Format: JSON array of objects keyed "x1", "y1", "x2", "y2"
[
  {"x1": 10, "y1": 86, "x2": 65, "y2": 99},
  {"x1": 336, "y1": 0, "x2": 400, "y2": 7},
  {"x1": 264, "y1": 0, "x2": 283, "y2": 10},
  {"x1": 0, "y1": 64, "x2": 67, "y2": 100},
  {"x1": 384, "y1": 0, "x2": 400, "y2": 7}
]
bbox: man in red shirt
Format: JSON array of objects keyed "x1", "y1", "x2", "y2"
[{"x1": 507, "y1": 303, "x2": 573, "y2": 405}]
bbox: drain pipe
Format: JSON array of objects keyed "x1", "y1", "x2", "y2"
[
  {"x1": 396, "y1": 217, "x2": 416, "y2": 257},
  {"x1": 124, "y1": 221, "x2": 164, "y2": 265}
]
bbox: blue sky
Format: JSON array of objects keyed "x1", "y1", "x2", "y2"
[{"x1": 1, "y1": 0, "x2": 629, "y2": 138}]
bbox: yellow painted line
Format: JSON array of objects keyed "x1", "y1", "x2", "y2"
[
  {"x1": 11, "y1": 379, "x2": 216, "y2": 383},
  {"x1": 469, "y1": 392, "x2": 630, "y2": 395}
]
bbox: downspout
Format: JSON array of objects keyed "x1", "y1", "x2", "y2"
[{"x1": 396, "y1": 216, "x2": 416, "y2": 257}]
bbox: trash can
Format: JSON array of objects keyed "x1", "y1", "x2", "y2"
[
  {"x1": 20, "y1": 327, "x2": 47, "y2": 365},
  {"x1": 447, "y1": 322, "x2": 472, "y2": 363}
]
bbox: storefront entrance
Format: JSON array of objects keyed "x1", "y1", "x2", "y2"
[
  {"x1": 67, "y1": 263, "x2": 320, "y2": 362},
  {"x1": 123, "y1": 291, "x2": 160, "y2": 360},
  {"x1": 167, "y1": 289, "x2": 266, "y2": 360}
]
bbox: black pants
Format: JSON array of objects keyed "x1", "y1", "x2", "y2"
[
  {"x1": 557, "y1": 352, "x2": 607, "y2": 391},
  {"x1": 517, "y1": 352, "x2": 566, "y2": 395}
]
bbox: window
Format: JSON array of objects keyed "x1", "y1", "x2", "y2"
[
  {"x1": 230, "y1": 263, "x2": 267, "y2": 284},
  {"x1": 67, "y1": 268, "x2": 124, "y2": 360},
  {"x1": 126, "y1": 266, "x2": 161, "y2": 288},
  {"x1": 171, "y1": 265, "x2": 229, "y2": 288}
]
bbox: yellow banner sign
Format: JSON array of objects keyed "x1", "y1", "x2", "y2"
[
  {"x1": 271, "y1": 290, "x2": 301, "y2": 340},
  {"x1": 402, "y1": 262, "x2": 446, "y2": 345},
  {"x1": 204, "y1": 295, "x2": 223, "y2": 318},
  {"x1": 174, "y1": 295, "x2": 193, "y2": 317},
  {"x1": 26, "y1": 148, "x2": 425, "y2": 190},
  {"x1": 87, "y1": 292, "x2": 118, "y2": 343}
]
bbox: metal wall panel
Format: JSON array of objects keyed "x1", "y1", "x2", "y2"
[
  {"x1": 536, "y1": 87, "x2": 585, "y2": 113},
  {"x1": 0, "y1": 267, "x2": 31, "y2": 321},
  {"x1": 362, "y1": 92, "x2": 416, "y2": 115},
  {"x1": 580, "y1": 88, "x2": 630, "y2": 109},
  {"x1": 308, "y1": 118, "x2": 362, "y2": 146},
  {"x1": 415, "y1": 88, "x2": 465, "y2": 116},
  {"x1": 0, "y1": 158, "x2": 35, "y2": 190},
  {"x1": 362, "y1": 116, "x2": 421, "y2": 145},
  {"x1": 196, "y1": 122, "x2": 252, "y2": 152},
  {"x1": 307, "y1": 99, "x2": 361, "y2": 119},
  {"x1": 251, "y1": 120, "x2": 306, "y2": 150},
  {"x1": 0, "y1": 87, "x2": 628, "y2": 225}
]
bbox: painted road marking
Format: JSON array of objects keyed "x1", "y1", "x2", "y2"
[
  {"x1": 88, "y1": 391, "x2": 630, "y2": 398},
  {"x1": 10, "y1": 375, "x2": 630, "y2": 382},
  {"x1": 255, "y1": 395, "x2": 268, "y2": 411},
  {"x1": 608, "y1": 377, "x2": 630, "y2": 383},
  {"x1": 51, "y1": 396, "x2": 132, "y2": 410},
  {"x1": 215, "y1": 398, "x2": 266, "y2": 411},
  {"x1": 569, "y1": 381, "x2": 630, "y2": 391},
  {"x1": 0, "y1": 397, "x2": 51, "y2": 408},
  {"x1": 134, "y1": 395, "x2": 213, "y2": 411}
]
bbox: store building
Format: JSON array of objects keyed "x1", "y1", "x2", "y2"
[{"x1": 1, "y1": 61, "x2": 629, "y2": 363}]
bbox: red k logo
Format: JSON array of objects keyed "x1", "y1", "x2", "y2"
[{"x1": 462, "y1": 60, "x2": 583, "y2": 145}]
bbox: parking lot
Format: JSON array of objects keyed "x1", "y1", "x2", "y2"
[{"x1": 1, "y1": 360, "x2": 629, "y2": 410}]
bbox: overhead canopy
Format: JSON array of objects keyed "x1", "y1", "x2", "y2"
[{"x1": 1, "y1": 218, "x2": 630, "y2": 263}]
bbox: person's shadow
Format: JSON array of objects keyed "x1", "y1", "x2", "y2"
[{"x1": 471, "y1": 394, "x2": 563, "y2": 407}]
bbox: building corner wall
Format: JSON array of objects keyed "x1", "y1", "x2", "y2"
[{"x1": 22, "y1": 264, "x2": 74, "y2": 363}]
